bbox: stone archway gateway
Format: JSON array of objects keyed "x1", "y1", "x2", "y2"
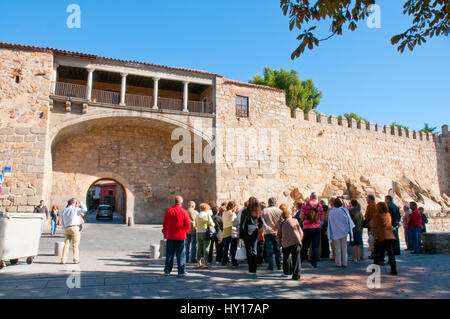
[
  {"x1": 49, "y1": 116, "x2": 216, "y2": 224},
  {"x1": 86, "y1": 178, "x2": 128, "y2": 224}
]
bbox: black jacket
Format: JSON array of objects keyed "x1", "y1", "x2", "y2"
[
  {"x1": 212, "y1": 214, "x2": 223, "y2": 239},
  {"x1": 387, "y1": 202, "x2": 401, "y2": 227},
  {"x1": 239, "y1": 208, "x2": 263, "y2": 239}
]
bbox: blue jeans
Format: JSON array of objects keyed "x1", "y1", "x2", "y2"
[
  {"x1": 300, "y1": 228, "x2": 321, "y2": 267},
  {"x1": 244, "y1": 231, "x2": 259, "y2": 273},
  {"x1": 406, "y1": 228, "x2": 414, "y2": 250},
  {"x1": 265, "y1": 234, "x2": 281, "y2": 269},
  {"x1": 51, "y1": 219, "x2": 58, "y2": 234},
  {"x1": 164, "y1": 239, "x2": 186, "y2": 275},
  {"x1": 410, "y1": 227, "x2": 423, "y2": 253},
  {"x1": 185, "y1": 233, "x2": 197, "y2": 262}
]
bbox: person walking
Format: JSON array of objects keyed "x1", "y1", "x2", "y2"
[
  {"x1": 327, "y1": 198, "x2": 355, "y2": 268},
  {"x1": 34, "y1": 200, "x2": 49, "y2": 236},
  {"x1": 186, "y1": 201, "x2": 199, "y2": 263},
  {"x1": 277, "y1": 205, "x2": 304, "y2": 280},
  {"x1": 239, "y1": 197, "x2": 264, "y2": 275},
  {"x1": 299, "y1": 193, "x2": 323, "y2": 268},
  {"x1": 162, "y1": 196, "x2": 190, "y2": 276},
  {"x1": 364, "y1": 195, "x2": 377, "y2": 259},
  {"x1": 385, "y1": 196, "x2": 401, "y2": 255},
  {"x1": 349, "y1": 200, "x2": 364, "y2": 262},
  {"x1": 262, "y1": 197, "x2": 283, "y2": 271},
  {"x1": 50, "y1": 205, "x2": 60, "y2": 235},
  {"x1": 373, "y1": 202, "x2": 398, "y2": 275},
  {"x1": 222, "y1": 201, "x2": 238, "y2": 266},
  {"x1": 195, "y1": 203, "x2": 215, "y2": 268},
  {"x1": 59, "y1": 198, "x2": 87, "y2": 264},
  {"x1": 402, "y1": 204, "x2": 413, "y2": 250},
  {"x1": 407, "y1": 202, "x2": 423, "y2": 254}
]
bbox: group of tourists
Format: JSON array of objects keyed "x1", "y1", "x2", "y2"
[
  {"x1": 34, "y1": 192, "x2": 428, "y2": 276},
  {"x1": 161, "y1": 193, "x2": 429, "y2": 279}
]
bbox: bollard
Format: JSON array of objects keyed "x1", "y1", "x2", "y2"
[
  {"x1": 127, "y1": 217, "x2": 134, "y2": 227},
  {"x1": 149, "y1": 244, "x2": 160, "y2": 259},
  {"x1": 54, "y1": 241, "x2": 64, "y2": 256},
  {"x1": 159, "y1": 239, "x2": 166, "y2": 258}
]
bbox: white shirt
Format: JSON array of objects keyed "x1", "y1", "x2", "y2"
[
  {"x1": 327, "y1": 207, "x2": 355, "y2": 242},
  {"x1": 60, "y1": 203, "x2": 87, "y2": 229}
]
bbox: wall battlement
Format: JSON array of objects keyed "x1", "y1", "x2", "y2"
[{"x1": 293, "y1": 108, "x2": 447, "y2": 144}]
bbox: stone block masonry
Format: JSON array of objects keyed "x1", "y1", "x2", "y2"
[
  {"x1": 0, "y1": 48, "x2": 52, "y2": 213},
  {"x1": 215, "y1": 79, "x2": 449, "y2": 214}
]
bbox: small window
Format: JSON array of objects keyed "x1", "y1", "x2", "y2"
[
  {"x1": 15, "y1": 75, "x2": 20, "y2": 84},
  {"x1": 108, "y1": 190, "x2": 114, "y2": 196},
  {"x1": 236, "y1": 95, "x2": 249, "y2": 117}
]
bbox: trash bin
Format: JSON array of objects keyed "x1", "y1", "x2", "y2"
[{"x1": 0, "y1": 212, "x2": 45, "y2": 269}]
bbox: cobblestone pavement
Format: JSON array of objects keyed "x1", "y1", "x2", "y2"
[{"x1": 0, "y1": 216, "x2": 449, "y2": 299}]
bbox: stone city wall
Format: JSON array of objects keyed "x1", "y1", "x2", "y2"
[
  {"x1": 215, "y1": 80, "x2": 449, "y2": 217},
  {"x1": 0, "y1": 48, "x2": 53, "y2": 213}
]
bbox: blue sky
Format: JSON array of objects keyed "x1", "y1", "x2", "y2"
[{"x1": 0, "y1": 0, "x2": 448, "y2": 132}]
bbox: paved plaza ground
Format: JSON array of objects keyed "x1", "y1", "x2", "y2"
[{"x1": 0, "y1": 212, "x2": 449, "y2": 299}]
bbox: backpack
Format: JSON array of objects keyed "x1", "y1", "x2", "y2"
[{"x1": 308, "y1": 203, "x2": 319, "y2": 223}]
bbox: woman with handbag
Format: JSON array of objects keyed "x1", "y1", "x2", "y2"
[
  {"x1": 239, "y1": 197, "x2": 264, "y2": 275},
  {"x1": 194, "y1": 203, "x2": 216, "y2": 268}
]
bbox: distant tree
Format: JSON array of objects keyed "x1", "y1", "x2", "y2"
[
  {"x1": 250, "y1": 67, "x2": 322, "y2": 113},
  {"x1": 280, "y1": 0, "x2": 450, "y2": 59},
  {"x1": 420, "y1": 123, "x2": 438, "y2": 134},
  {"x1": 338, "y1": 112, "x2": 368, "y2": 123},
  {"x1": 391, "y1": 122, "x2": 409, "y2": 131}
]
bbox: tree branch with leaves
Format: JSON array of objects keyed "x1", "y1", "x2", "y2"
[{"x1": 280, "y1": 0, "x2": 450, "y2": 59}]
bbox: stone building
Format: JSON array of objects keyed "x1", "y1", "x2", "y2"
[{"x1": 0, "y1": 42, "x2": 449, "y2": 224}]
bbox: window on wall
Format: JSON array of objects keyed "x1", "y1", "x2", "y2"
[{"x1": 236, "y1": 95, "x2": 249, "y2": 117}]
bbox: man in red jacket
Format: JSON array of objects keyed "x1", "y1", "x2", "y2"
[{"x1": 162, "y1": 195, "x2": 190, "y2": 276}]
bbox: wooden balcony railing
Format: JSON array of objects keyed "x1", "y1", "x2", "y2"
[
  {"x1": 126, "y1": 93, "x2": 153, "y2": 108},
  {"x1": 158, "y1": 97, "x2": 183, "y2": 111},
  {"x1": 54, "y1": 82, "x2": 87, "y2": 99},
  {"x1": 52, "y1": 82, "x2": 214, "y2": 114},
  {"x1": 188, "y1": 100, "x2": 213, "y2": 113},
  {"x1": 91, "y1": 89, "x2": 120, "y2": 105}
]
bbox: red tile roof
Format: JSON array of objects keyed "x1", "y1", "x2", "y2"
[
  {"x1": 0, "y1": 42, "x2": 285, "y2": 92},
  {"x1": 223, "y1": 79, "x2": 285, "y2": 93},
  {"x1": 0, "y1": 42, "x2": 221, "y2": 77}
]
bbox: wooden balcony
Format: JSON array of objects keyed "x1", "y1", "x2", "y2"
[
  {"x1": 54, "y1": 82, "x2": 87, "y2": 99},
  {"x1": 92, "y1": 89, "x2": 120, "y2": 105},
  {"x1": 126, "y1": 93, "x2": 153, "y2": 108},
  {"x1": 52, "y1": 82, "x2": 213, "y2": 114}
]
